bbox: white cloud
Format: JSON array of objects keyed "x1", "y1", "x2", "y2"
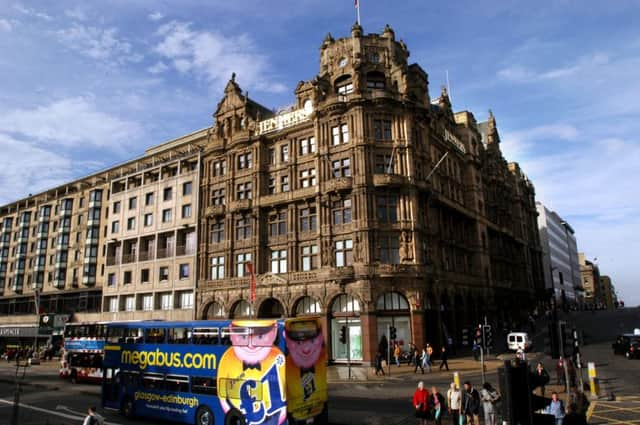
[
  {"x1": 13, "y1": 4, "x2": 52, "y2": 21},
  {"x1": 154, "y1": 21, "x2": 286, "y2": 93},
  {"x1": 0, "y1": 133, "x2": 74, "y2": 205},
  {"x1": 148, "y1": 11, "x2": 164, "y2": 21},
  {"x1": 501, "y1": 123, "x2": 579, "y2": 161},
  {"x1": 0, "y1": 97, "x2": 143, "y2": 150},
  {"x1": 56, "y1": 23, "x2": 141, "y2": 64},
  {"x1": 147, "y1": 61, "x2": 169, "y2": 74},
  {"x1": 498, "y1": 53, "x2": 610, "y2": 83},
  {"x1": 0, "y1": 18, "x2": 12, "y2": 32},
  {"x1": 65, "y1": 7, "x2": 87, "y2": 21}
]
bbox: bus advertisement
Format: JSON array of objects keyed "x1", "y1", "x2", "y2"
[
  {"x1": 60, "y1": 322, "x2": 106, "y2": 384},
  {"x1": 102, "y1": 317, "x2": 327, "y2": 425}
]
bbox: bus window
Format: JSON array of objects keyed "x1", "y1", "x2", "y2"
[
  {"x1": 168, "y1": 327, "x2": 191, "y2": 344},
  {"x1": 124, "y1": 328, "x2": 144, "y2": 344},
  {"x1": 220, "y1": 327, "x2": 232, "y2": 346},
  {"x1": 142, "y1": 373, "x2": 164, "y2": 390},
  {"x1": 146, "y1": 327, "x2": 166, "y2": 344},
  {"x1": 107, "y1": 327, "x2": 125, "y2": 344},
  {"x1": 193, "y1": 328, "x2": 219, "y2": 345},
  {"x1": 166, "y1": 375, "x2": 190, "y2": 393},
  {"x1": 192, "y1": 376, "x2": 217, "y2": 396}
]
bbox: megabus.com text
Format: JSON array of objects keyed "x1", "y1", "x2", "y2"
[{"x1": 121, "y1": 349, "x2": 217, "y2": 370}]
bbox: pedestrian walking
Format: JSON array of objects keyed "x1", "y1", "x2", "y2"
[
  {"x1": 534, "y1": 362, "x2": 550, "y2": 396},
  {"x1": 394, "y1": 343, "x2": 401, "y2": 367},
  {"x1": 413, "y1": 381, "x2": 430, "y2": 425},
  {"x1": 462, "y1": 381, "x2": 480, "y2": 425},
  {"x1": 562, "y1": 403, "x2": 588, "y2": 425},
  {"x1": 414, "y1": 348, "x2": 424, "y2": 374},
  {"x1": 543, "y1": 392, "x2": 565, "y2": 425},
  {"x1": 447, "y1": 382, "x2": 462, "y2": 425},
  {"x1": 374, "y1": 351, "x2": 385, "y2": 376},
  {"x1": 556, "y1": 357, "x2": 565, "y2": 385},
  {"x1": 570, "y1": 386, "x2": 590, "y2": 418},
  {"x1": 439, "y1": 346, "x2": 449, "y2": 371},
  {"x1": 480, "y1": 382, "x2": 500, "y2": 425},
  {"x1": 82, "y1": 406, "x2": 104, "y2": 425},
  {"x1": 423, "y1": 345, "x2": 432, "y2": 372},
  {"x1": 408, "y1": 342, "x2": 417, "y2": 365},
  {"x1": 429, "y1": 386, "x2": 446, "y2": 425}
]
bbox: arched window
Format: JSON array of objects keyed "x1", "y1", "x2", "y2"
[
  {"x1": 366, "y1": 71, "x2": 386, "y2": 90},
  {"x1": 230, "y1": 300, "x2": 253, "y2": 319},
  {"x1": 258, "y1": 298, "x2": 285, "y2": 319},
  {"x1": 204, "y1": 301, "x2": 225, "y2": 319},
  {"x1": 294, "y1": 296, "x2": 322, "y2": 316},
  {"x1": 376, "y1": 292, "x2": 409, "y2": 311},
  {"x1": 331, "y1": 294, "x2": 360, "y2": 314},
  {"x1": 335, "y1": 75, "x2": 353, "y2": 96}
]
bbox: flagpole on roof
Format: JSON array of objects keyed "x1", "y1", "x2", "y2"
[{"x1": 355, "y1": 0, "x2": 361, "y2": 25}]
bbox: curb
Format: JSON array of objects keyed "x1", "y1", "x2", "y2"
[{"x1": 0, "y1": 377, "x2": 59, "y2": 391}]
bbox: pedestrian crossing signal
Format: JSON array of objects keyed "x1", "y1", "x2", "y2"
[{"x1": 483, "y1": 325, "x2": 493, "y2": 348}]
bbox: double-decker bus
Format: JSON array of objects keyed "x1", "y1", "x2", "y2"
[
  {"x1": 60, "y1": 322, "x2": 107, "y2": 384},
  {"x1": 102, "y1": 318, "x2": 327, "y2": 425}
]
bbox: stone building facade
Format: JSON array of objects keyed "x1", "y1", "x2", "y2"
[
  {"x1": 196, "y1": 24, "x2": 544, "y2": 364},
  {"x1": 579, "y1": 252, "x2": 601, "y2": 307}
]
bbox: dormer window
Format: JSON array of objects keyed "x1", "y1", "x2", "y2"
[
  {"x1": 366, "y1": 71, "x2": 386, "y2": 90},
  {"x1": 335, "y1": 75, "x2": 354, "y2": 96}
]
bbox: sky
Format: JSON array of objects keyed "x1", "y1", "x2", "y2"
[{"x1": 0, "y1": 0, "x2": 638, "y2": 306}]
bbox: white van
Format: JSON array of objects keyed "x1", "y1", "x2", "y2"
[{"x1": 507, "y1": 332, "x2": 532, "y2": 351}]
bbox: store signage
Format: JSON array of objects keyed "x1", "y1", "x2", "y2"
[
  {"x1": 258, "y1": 108, "x2": 311, "y2": 135},
  {"x1": 443, "y1": 129, "x2": 467, "y2": 154}
]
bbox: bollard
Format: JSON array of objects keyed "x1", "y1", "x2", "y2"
[
  {"x1": 587, "y1": 362, "x2": 599, "y2": 398},
  {"x1": 454, "y1": 371, "x2": 460, "y2": 388}
]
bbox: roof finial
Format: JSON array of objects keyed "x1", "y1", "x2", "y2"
[{"x1": 231, "y1": 72, "x2": 236, "y2": 82}]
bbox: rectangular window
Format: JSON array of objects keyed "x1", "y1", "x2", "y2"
[
  {"x1": 108, "y1": 297, "x2": 118, "y2": 313},
  {"x1": 128, "y1": 197, "x2": 137, "y2": 210},
  {"x1": 373, "y1": 119, "x2": 392, "y2": 140},
  {"x1": 125, "y1": 295, "x2": 135, "y2": 312},
  {"x1": 162, "y1": 209, "x2": 172, "y2": 223},
  {"x1": 332, "y1": 126, "x2": 340, "y2": 145},
  {"x1": 236, "y1": 215, "x2": 252, "y2": 240},
  {"x1": 269, "y1": 211, "x2": 287, "y2": 237},
  {"x1": 238, "y1": 152, "x2": 253, "y2": 169},
  {"x1": 111, "y1": 221, "x2": 120, "y2": 233},
  {"x1": 236, "y1": 182, "x2": 252, "y2": 200},
  {"x1": 377, "y1": 194, "x2": 398, "y2": 223},
  {"x1": 337, "y1": 82, "x2": 353, "y2": 95},
  {"x1": 142, "y1": 294, "x2": 154, "y2": 311},
  {"x1": 159, "y1": 266, "x2": 169, "y2": 281},
  {"x1": 160, "y1": 293, "x2": 173, "y2": 310},
  {"x1": 335, "y1": 239, "x2": 353, "y2": 267},
  {"x1": 299, "y1": 207, "x2": 317, "y2": 232},
  {"x1": 127, "y1": 217, "x2": 136, "y2": 230},
  {"x1": 333, "y1": 124, "x2": 349, "y2": 144},
  {"x1": 281, "y1": 175, "x2": 289, "y2": 192},
  {"x1": 332, "y1": 158, "x2": 351, "y2": 177},
  {"x1": 145, "y1": 192, "x2": 154, "y2": 206},
  {"x1": 375, "y1": 154, "x2": 393, "y2": 174},
  {"x1": 182, "y1": 204, "x2": 192, "y2": 219},
  {"x1": 213, "y1": 160, "x2": 226, "y2": 177},
  {"x1": 123, "y1": 271, "x2": 132, "y2": 284},
  {"x1": 301, "y1": 245, "x2": 319, "y2": 271},
  {"x1": 141, "y1": 268, "x2": 150, "y2": 283},
  {"x1": 280, "y1": 144, "x2": 289, "y2": 162},
  {"x1": 179, "y1": 263, "x2": 190, "y2": 279},
  {"x1": 268, "y1": 148, "x2": 276, "y2": 165},
  {"x1": 300, "y1": 168, "x2": 316, "y2": 188},
  {"x1": 379, "y1": 235, "x2": 400, "y2": 264},
  {"x1": 270, "y1": 249, "x2": 287, "y2": 274},
  {"x1": 268, "y1": 177, "x2": 276, "y2": 194},
  {"x1": 144, "y1": 213, "x2": 153, "y2": 227},
  {"x1": 211, "y1": 188, "x2": 225, "y2": 206},
  {"x1": 341, "y1": 123, "x2": 349, "y2": 143},
  {"x1": 332, "y1": 198, "x2": 352, "y2": 225},
  {"x1": 163, "y1": 187, "x2": 173, "y2": 201},
  {"x1": 210, "y1": 220, "x2": 225, "y2": 243},
  {"x1": 180, "y1": 292, "x2": 194, "y2": 309},
  {"x1": 210, "y1": 256, "x2": 225, "y2": 280},
  {"x1": 183, "y1": 181, "x2": 192, "y2": 196},
  {"x1": 236, "y1": 253, "x2": 252, "y2": 277},
  {"x1": 107, "y1": 273, "x2": 116, "y2": 287},
  {"x1": 299, "y1": 137, "x2": 316, "y2": 156},
  {"x1": 113, "y1": 201, "x2": 121, "y2": 214}
]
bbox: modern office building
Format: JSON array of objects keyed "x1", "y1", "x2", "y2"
[
  {"x1": 536, "y1": 203, "x2": 582, "y2": 308},
  {"x1": 0, "y1": 24, "x2": 544, "y2": 363}
]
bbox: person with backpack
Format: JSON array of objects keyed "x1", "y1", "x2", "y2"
[
  {"x1": 543, "y1": 392, "x2": 565, "y2": 425},
  {"x1": 480, "y1": 382, "x2": 500, "y2": 425},
  {"x1": 82, "y1": 406, "x2": 104, "y2": 425},
  {"x1": 462, "y1": 381, "x2": 481, "y2": 425}
]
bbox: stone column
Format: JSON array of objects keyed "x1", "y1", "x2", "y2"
[{"x1": 360, "y1": 312, "x2": 376, "y2": 366}]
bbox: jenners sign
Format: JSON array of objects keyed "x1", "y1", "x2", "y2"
[{"x1": 443, "y1": 129, "x2": 467, "y2": 154}]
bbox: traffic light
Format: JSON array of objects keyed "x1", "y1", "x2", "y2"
[
  {"x1": 474, "y1": 326, "x2": 483, "y2": 347},
  {"x1": 498, "y1": 360, "x2": 552, "y2": 425},
  {"x1": 483, "y1": 325, "x2": 493, "y2": 349},
  {"x1": 389, "y1": 326, "x2": 397, "y2": 340},
  {"x1": 339, "y1": 325, "x2": 347, "y2": 344}
]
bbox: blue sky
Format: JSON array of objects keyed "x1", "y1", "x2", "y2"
[{"x1": 0, "y1": 0, "x2": 638, "y2": 306}]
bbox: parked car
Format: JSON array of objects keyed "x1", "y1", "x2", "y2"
[
  {"x1": 507, "y1": 332, "x2": 533, "y2": 352},
  {"x1": 612, "y1": 334, "x2": 636, "y2": 355},
  {"x1": 625, "y1": 339, "x2": 640, "y2": 359}
]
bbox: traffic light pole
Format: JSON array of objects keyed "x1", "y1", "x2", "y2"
[
  {"x1": 346, "y1": 316, "x2": 351, "y2": 380},
  {"x1": 387, "y1": 325, "x2": 391, "y2": 377}
]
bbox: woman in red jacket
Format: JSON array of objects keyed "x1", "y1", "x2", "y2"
[{"x1": 412, "y1": 381, "x2": 430, "y2": 425}]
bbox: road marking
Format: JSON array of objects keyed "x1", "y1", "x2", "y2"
[
  {"x1": 0, "y1": 398, "x2": 125, "y2": 425},
  {"x1": 587, "y1": 400, "x2": 596, "y2": 421}
]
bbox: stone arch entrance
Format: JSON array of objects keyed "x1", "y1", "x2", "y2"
[
  {"x1": 229, "y1": 300, "x2": 253, "y2": 319},
  {"x1": 258, "y1": 297, "x2": 285, "y2": 319},
  {"x1": 330, "y1": 293, "x2": 362, "y2": 361},
  {"x1": 292, "y1": 295, "x2": 322, "y2": 317},
  {"x1": 202, "y1": 300, "x2": 225, "y2": 319},
  {"x1": 375, "y1": 291, "x2": 410, "y2": 356}
]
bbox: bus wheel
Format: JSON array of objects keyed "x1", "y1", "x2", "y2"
[
  {"x1": 195, "y1": 406, "x2": 214, "y2": 425},
  {"x1": 70, "y1": 371, "x2": 77, "y2": 384},
  {"x1": 224, "y1": 409, "x2": 245, "y2": 425},
  {"x1": 121, "y1": 396, "x2": 135, "y2": 418}
]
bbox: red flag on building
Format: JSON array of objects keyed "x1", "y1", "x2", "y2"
[{"x1": 247, "y1": 261, "x2": 256, "y2": 303}]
